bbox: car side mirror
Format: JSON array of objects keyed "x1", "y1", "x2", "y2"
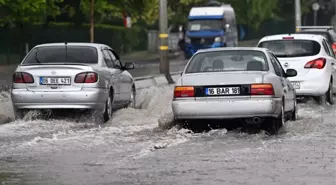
[
  {"x1": 180, "y1": 72, "x2": 183, "y2": 76},
  {"x1": 123, "y1": 62, "x2": 134, "y2": 70},
  {"x1": 285, "y1": 69, "x2": 297, "y2": 77}
]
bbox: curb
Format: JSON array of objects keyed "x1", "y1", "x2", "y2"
[{"x1": 134, "y1": 71, "x2": 182, "y2": 90}]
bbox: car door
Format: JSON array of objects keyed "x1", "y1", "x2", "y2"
[
  {"x1": 101, "y1": 48, "x2": 122, "y2": 105},
  {"x1": 268, "y1": 52, "x2": 294, "y2": 112},
  {"x1": 322, "y1": 39, "x2": 336, "y2": 91},
  {"x1": 111, "y1": 50, "x2": 133, "y2": 100},
  {"x1": 106, "y1": 49, "x2": 130, "y2": 103}
]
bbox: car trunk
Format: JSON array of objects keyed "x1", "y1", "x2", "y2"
[
  {"x1": 20, "y1": 64, "x2": 92, "y2": 92},
  {"x1": 181, "y1": 71, "x2": 267, "y2": 98}
]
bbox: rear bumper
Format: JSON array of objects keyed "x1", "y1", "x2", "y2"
[
  {"x1": 172, "y1": 97, "x2": 282, "y2": 120},
  {"x1": 11, "y1": 88, "x2": 107, "y2": 110},
  {"x1": 289, "y1": 72, "x2": 330, "y2": 96}
]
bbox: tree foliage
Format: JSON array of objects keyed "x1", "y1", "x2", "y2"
[
  {"x1": 0, "y1": 0, "x2": 62, "y2": 27},
  {"x1": 0, "y1": 0, "x2": 315, "y2": 30}
]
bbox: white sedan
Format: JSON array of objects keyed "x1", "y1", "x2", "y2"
[
  {"x1": 172, "y1": 47, "x2": 298, "y2": 135},
  {"x1": 257, "y1": 34, "x2": 336, "y2": 104}
]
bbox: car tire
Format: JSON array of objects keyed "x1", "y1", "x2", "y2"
[
  {"x1": 326, "y1": 81, "x2": 334, "y2": 105},
  {"x1": 127, "y1": 86, "x2": 136, "y2": 109},
  {"x1": 290, "y1": 99, "x2": 298, "y2": 121},
  {"x1": 264, "y1": 104, "x2": 284, "y2": 135},
  {"x1": 14, "y1": 109, "x2": 25, "y2": 120},
  {"x1": 314, "y1": 94, "x2": 327, "y2": 105},
  {"x1": 103, "y1": 91, "x2": 113, "y2": 123}
]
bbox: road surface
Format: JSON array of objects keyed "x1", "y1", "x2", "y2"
[{"x1": 0, "y1": 83, "x2": 335, "y2": 185}]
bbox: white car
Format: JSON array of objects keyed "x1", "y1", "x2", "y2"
[{"x1": 257, "y1": 34, "x2": 336, "y2": 104}]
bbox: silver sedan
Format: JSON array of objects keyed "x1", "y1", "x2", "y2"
[
  {"x1": 11, "y1": 43, "x2": 136, "y2": 123},
  {"x1": 172, "y1": 47, "x2": 298, "y2": 134}
]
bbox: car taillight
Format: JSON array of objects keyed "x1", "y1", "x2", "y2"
[
  {"x1": 74, "y1": 72, "x2": 98, "y2": 83},
  {"x1": 13, "y1": 72, "x2": 34, "y2": 83},
  {"x1": 332, "y1": 43, "x2": 336, "y2": 50},
  {"x1": 174, "y1": 86, "x2": 194, "y2": 98},
  {"x1": 251, "y1": 84, "x2": 274, "y2": 95},
  {"x1": 304, "y1": 58, "x2": 326, "y2": 69}
]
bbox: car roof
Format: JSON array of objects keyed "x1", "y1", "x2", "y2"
[
  {"x1": 33, "y1": 42, "x2": 110, "y2": 49},
  {"x1": 195, "y1": 47, "x2": 270, "y2": 54},
  {"x1": 258, "y1": 34, "x2": 325, "y2": 43}
]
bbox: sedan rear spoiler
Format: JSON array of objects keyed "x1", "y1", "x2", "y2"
[{"x1": 296, "y1": 26, "x2": 334, "y2": 32}]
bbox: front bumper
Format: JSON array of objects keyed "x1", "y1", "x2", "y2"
[
  {"x1": 11, "y1": 88, "x2": 107, "y2": 110},
  {"x1": 172, "y1": 97, "x2": 282, "y2": 120}
]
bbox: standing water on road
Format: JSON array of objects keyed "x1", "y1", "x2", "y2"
[{"x1": 0, "y1": 86, "x2": 335, "y2": 185}]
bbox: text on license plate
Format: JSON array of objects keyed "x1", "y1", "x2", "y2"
[
  {"x1": 291, "y1": 82, "x2": 300, "y2": 89},
  {"x1": 206, "y1": 87, "x2": 240, "y2": 95},
  {"x1": 40, "y1": 77, "x2": 71, "y2": 85}
]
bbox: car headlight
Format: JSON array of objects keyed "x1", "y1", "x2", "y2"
[
  {"x1": 185, "y1": 37, "x2": 191, "y2": 43},
  {"x1": 214, "y1": 37, "x2": 221, "y2": 42}
]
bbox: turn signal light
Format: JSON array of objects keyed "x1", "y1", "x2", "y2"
[
  {"x1": 304, "y1": 58, "x2": 326, "y2": 69},
  {"x1": 251, "y1": 84, "x2": 274, "y2": 95},
  {"x1": 174, "y1": 86, "x2": 195, "y2": 98}
]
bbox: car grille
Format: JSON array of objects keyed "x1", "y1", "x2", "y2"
[{"x1": 190, "y1": 37, "x2": 214, "y2": 45}]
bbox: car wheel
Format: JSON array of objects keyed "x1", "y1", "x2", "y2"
[
  {"x1": 264, "y1": 104, "x2": 284, "y2": 135},
  {"x1": 14, "y1": 109, "x2": 25, "y2": 120},
  {"x1": 127, "y1": 86, "x2": 136, "y2": 109},
  {"x1": 326, "y1": 81, "x2": 334, "y2": 105},
  {"x1": 290, "y1": 99, "x2": 298, "y2": 121},
  {"x1": 103, "y1": 92, "x2": 113, "y2": 123},
  {"x1": 314, "y1": 94, "x2": 327, "y2": 105}
]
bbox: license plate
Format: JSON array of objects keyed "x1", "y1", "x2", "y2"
[
  {"x1": 40, "y1": 77, "x2": 71, "y2": 85},
  {"x1": 291, "y1": 82, "x2": 300, "y2": 89},
  {"x1": 206, "y1": 87, "x2": 240, "y2": 95}
]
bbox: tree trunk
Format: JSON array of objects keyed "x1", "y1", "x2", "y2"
[{"x1": 90, "y1": 0, "x2": 94, "y2": 43}]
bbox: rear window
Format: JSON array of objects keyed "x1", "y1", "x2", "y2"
[
  {"x1": 258, "y1": 40, "x2": 321, "y2": 58},
  {"x1": 22, "y1": 46, "x2": 98, "y2": 64},
  {"x1": 185, "y1": 50, "x2": 269, "y2": 74}
]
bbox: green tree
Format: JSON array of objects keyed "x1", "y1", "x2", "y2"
[{"x1": 0, "y1": 0, "x2": 62, "y2": 27}]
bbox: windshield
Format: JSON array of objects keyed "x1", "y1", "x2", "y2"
[
  {"x1": 22, "y1": 45, "x2": 98, "y2": 64},
  {"x1": 258, "y1": 40, "x2": 321, "y2": 58},
  {"x1": 187, "y1": 19, "x2": 222, "y2": 31},
  {"x1": 185, "y1": 50, "x2": 268, "y2": 74}
]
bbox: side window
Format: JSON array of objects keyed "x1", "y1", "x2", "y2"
[
  {"x1": 268, "y1": 53, "x2": 282, "y2": 77},
  {"x1": 106, "y1": 50, "x2": 120, "y2": 69},
  {"x1": 322, "y1": 40, "x2": 332, "y2": 56},
  {"x1": 271, "y1": 53, "x2": 286, "y2": 76},
  {"x1": 323, "y1": 40, "x2": 335, "y2": 58},
  {"x1": 102, "y1": 49, "x2": 114, "y2": 68},
  {"x1": 110, "y1": 49, "x2": 123, "y2": 67}
]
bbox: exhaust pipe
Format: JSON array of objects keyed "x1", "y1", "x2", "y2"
[{"x1": 252, "y1": 117, "x2": 260, "y2": 124}]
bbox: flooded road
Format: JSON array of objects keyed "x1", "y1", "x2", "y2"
[{"x1": 0, "y1": 84, "x2": 335, "y2": 185}]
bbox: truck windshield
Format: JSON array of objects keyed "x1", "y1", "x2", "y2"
[{"x1": 187, "y1": 20, "x2": 222, "y2": 31}]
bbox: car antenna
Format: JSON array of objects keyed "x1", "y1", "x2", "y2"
[{"x1": 65, "y1": 41, "x2": 68, "y2": 62}]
